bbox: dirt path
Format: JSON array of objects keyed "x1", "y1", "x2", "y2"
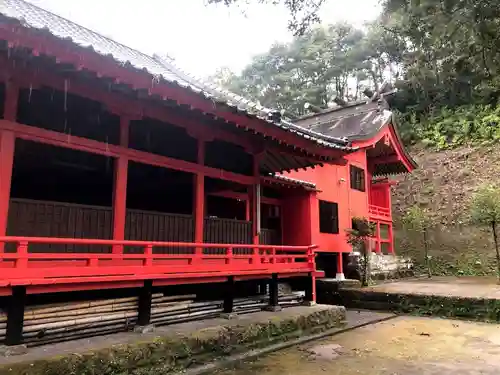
[
  {"x1": 215, "y1": 316, "x2": 500, "y2": 375},
  {"x1": 366, "y1": 276, "x2": 500, "y2": 299}
]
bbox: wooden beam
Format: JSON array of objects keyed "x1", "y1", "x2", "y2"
[
  {"x1": 208, "y1": 190, "x2": 281, "y2": 206},
  {"x1": 0, "y1": 56, "x2": 259, "y2": 153},
  {"x1": 0, "y1": 26, "x2": 347, "y2": 160},
  {"x1": 0, "y1": 120, "x2": 255, "y2": 185},
  {"x1": 370, "y1": 154, "x2": 400, "y2": 165}
]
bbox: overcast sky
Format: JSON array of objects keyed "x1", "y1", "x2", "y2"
[{"x1": 27, "y1": 0, "x2": 381, "y2": 78}]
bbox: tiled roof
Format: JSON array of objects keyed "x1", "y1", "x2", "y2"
[
  {"x1": 0, "y1": 0, "x2": 351, "y2": 151},
  {"x1": 295, "y1": 100, "x2": 393, "y2": 141},
  {"x1": 295, "y1": 97, "x2": 418, "y2": 174}
]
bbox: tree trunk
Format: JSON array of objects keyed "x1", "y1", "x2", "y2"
[
  {"x1": 492, "y1": 222, "x2": 500, "y2": 283},
  {"x1": 423, "y1": 229, "x2": 431, "y2": 278},
  {"x1": 361, "y1": 242, "x2": 371, "y2": 287}
]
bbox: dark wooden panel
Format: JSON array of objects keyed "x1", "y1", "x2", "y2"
[
  {"x1": 259, "y1": 229, "x2": 280, "y2": 245},
  {"x1": 7, "y1": 198, "x2": 112, "y2": 253},
  {"x1": 203, "y1": 218, "x2": 252, "y2": 255},
  {"x1": 125, "y1": 209, "x2": 194, "y2": 254}
]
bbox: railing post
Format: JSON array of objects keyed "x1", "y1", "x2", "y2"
[
  {"x1": 88, "y1": 255, "x2": 99, "y2": 268},
  {"x1": 16, "y1": 241, "x2": 28, "y2": 269},
  {"x1": 5, "y1": 286, "x2": 26, "y2": 346},
  {"x1": 226, "y1": 247, "x2": 233, "y2": 265},
  {"x1": 144, "y1": 244, "x2": 153, "y2": 267},
  {"x1": 137, "y1": 280, "x2": 153, "y2": 327},
  {"x1": 307, "y1": 246, "x2": 315, "y2": 271}
]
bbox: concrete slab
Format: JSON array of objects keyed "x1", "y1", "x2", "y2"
[{"x1": 0, "y1": 304, "x2": 342, "y2": 367}]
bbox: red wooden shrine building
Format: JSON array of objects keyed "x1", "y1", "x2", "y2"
[
  {"x1": 289, "y1": 93, "x2": 417, "y2": 279},
  {"x1": 0, "y1": 0, "x2": 415, "y2": 346}
]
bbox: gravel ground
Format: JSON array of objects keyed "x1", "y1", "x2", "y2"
[{"x1": 215, "y1": 315, "x2": 500, "y2": 375}]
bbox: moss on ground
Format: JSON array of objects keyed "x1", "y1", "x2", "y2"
[{"x1": 0, "y1": 307, "x2": 345, "y2": 375}]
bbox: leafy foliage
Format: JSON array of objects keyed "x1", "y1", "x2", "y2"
[
  {"x1": 470, "y1": 185, "x2": 500, "y2": 227},
  {"x1": 209, "y1": 0, "x2": 500, "y2": 148},
  {"x1": 397, "y1": 105, "x2": 500, "y2": 149},
  {"x1": 402, "y1": 205, "x2": 433, "y2": 233},
  {"x1": 208, "y1": 22, "x2": 392, "y2": 117},
  {"x1": 346, "y1": 217, "x2": 375, "y2": 287},
  {"x1": 402, "y1": 205, "x2": 434, "y2": 277},
  {"x1": 470, "y1": 185, "x2": 500, "y2": 281}
]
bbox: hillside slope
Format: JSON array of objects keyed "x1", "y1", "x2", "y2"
[{"x1": 392, "y1": 144, "x2": 500, "y2": 275}]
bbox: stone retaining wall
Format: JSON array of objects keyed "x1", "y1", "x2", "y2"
[
  {"x1": 369, "y1": 253, "x2": 414, "y2": 280},
  {"x1": 338, "y1": 289, "x2": 500, "y2": 322},
  {"x1": 0, "y1": 306, "x2": 346, "y2": 375}
]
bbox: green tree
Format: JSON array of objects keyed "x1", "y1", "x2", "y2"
[
  {"x1": 470, "y1": 184, "x2": 500, "y2": 282},
  {"x1": 346, "y1": 217, "x2": 375, "y2": 287},
  {"x1": 209, "y1": 0, "x2": 500, "y2": 148},
  {"x1": 382, "y1": 0, "x2": 500, "y2": 115},
  {"x1": 209, "y1": 23, "x2": 380, "y2": 117},
  {"x1": 402, "y1": 205, "x2": 434, "y2": 278}
]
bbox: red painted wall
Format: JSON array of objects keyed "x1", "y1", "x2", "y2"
[
  {"x1": 281, "y1": 191, "x2": 315, "y2": 246},
  {"x1": 285, "y1": 149, "x2": 369, "y2": 253},
  {"x1": 370, "y1": 184, "x2": 389, "y2": 207}
]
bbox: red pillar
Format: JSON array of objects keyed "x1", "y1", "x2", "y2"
[
  {"x1": 0, "y1": 82, "x2": 18, "y2": 246},
  {"x1": 245, "y1": 188, "x2": 251, "y2": 221},
  {"x1": 375, "y1": 222, "x2": 381, "y2": 253},
  {"x1": 112, "y1": 117, "x2": 129, "y2": 253},
  {"x1": 387, "y1": 184, "x2": 395, "y2": 254},
  {"x1": 336, "y1": 252, "x2": 345, "y2": 280},
  {"x1": 252, "y1": 155, "x2": 260, "y2": 245},
  {"x1": 0, "y1": 131, "x2": 15, "y2": 241},
  {"x1": 388, "y1": 223, "x2": 395, "y2": 254},
  {"x1": 194, "y1": 140, "x2": 205, "y2": 256}
]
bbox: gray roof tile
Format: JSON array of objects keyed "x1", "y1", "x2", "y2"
[
  {"x1": 0, "y1": 0, "x2": 351, "y2": 151},
  {"x1": 295, "y1": 100, "x2": 392, "y2": 141},
  {"x1": 295, "y1": 98, "x2": 418, "y2": 174}
]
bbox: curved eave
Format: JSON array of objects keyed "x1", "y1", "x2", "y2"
[
  {"x1": 389, "y1": 114, "x2": 418, "y2": 172},
  {"x1": 353, "y1": 116, "x2": 417, "y2": 176}
]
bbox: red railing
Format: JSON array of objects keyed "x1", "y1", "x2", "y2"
[
  {"x1": 0, "y1": 237, "x2": 317, "y2": 287},
  {"x1": 368, "y1": 205, "x2": 391, "y2": 218}
]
